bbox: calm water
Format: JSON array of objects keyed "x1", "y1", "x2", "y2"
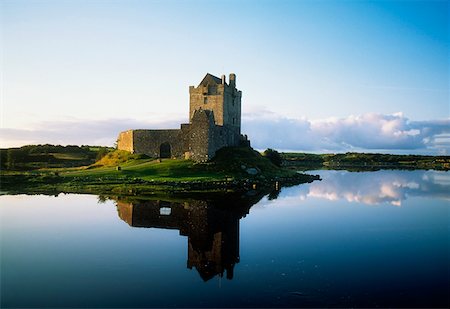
[{"x1": 1, "y1": 170, "x2": 449, "y2": 308}]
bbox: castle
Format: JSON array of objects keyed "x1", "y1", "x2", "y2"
[{"x1": 117, "y1": 73, "x2": 248, "y2": 162}]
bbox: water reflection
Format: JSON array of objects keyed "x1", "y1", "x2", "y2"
[
  {"x1": 281, "y1": 170, "x2": 450, "y2": 206},
  {"x1": 107, "y1": 170, "x2": 449, "y2": 282},
  {"x1": 1, "y1": 170, "x2": 448, "y2": 308},
  {"x1": 113, "y1": 192, "x2": 267, "y2": 281}
]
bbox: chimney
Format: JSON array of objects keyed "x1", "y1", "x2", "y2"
[
  {"x1": 229, "y1": 73, "x2": 236, "y2": 88},
  {"x1": 221, "y1": 74, "x2": 226, "y2": 84}
]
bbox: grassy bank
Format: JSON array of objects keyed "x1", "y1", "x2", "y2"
[
  {"x1": 1, "y1": 147, "x2": 319, "y2": 196},
  {"x1": 282, "y1": 152, "x2": 450, "y2": 171}
]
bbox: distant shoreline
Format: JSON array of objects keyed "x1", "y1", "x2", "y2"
[
  {"x1": 1, "y1": 144, "x2": 448, "y2": 172},
  {"x1": 282, "y1": 152, "x2": 450, "y2": 171}
]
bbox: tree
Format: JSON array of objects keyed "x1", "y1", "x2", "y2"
[
  {"x1": 263, "y1": 148, "x2": 283, "y2": 167},
  {"x1": 6, "y1": 148, "x2": 28, "y2": 169}
]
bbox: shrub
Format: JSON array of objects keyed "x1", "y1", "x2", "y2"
[
  {"x1": 96, "y1": 147, "x2": 110, "y2": 161},
  {"x1": 263, "y1": 148, "x2": 283, "y2": 167}
]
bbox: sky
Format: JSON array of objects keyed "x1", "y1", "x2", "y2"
[{"x1": 1, "y1": 0, "x2": 449, "y2": 154}]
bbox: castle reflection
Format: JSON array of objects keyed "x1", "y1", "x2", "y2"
[{"x1": 113, "y1": 192, "x2": 269, "y2": 281}]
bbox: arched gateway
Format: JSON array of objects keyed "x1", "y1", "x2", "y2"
[{"x1": 160, "y1": 142, "x2": 171, "y2": 158}]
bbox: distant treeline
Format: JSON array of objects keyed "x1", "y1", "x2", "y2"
[
  {"x1": 282, "y1": 152, "x2": 450, "y2": 171},
  {"x1": 1, "y1": 145, "x2": 449, "y2": 172},
  {"x1": 0, "y1": 144, "x2": 112, "y2": 170}
]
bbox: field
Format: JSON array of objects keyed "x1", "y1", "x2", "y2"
[{"x1": 0, "y1": 144, "x2": 111, "y2": 170}]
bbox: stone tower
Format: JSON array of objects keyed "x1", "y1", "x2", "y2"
[{"x1": 189, "y1": 73, "x2": 242, "y2": 136}]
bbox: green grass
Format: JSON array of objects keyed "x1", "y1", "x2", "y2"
[
  {"x1": 1, "y1": 146, "x2": 319, "y2": 196},
  {"x1": 93, "y1": 150, "x2": 149, "y2": 167},
  {"x1": 51, "y1": 152, "x2": 90, "y2": 160},
  {"x1": 66, "y1": 158, "x2": 225, "y2": 181},
  {"x1": 63, "y1": 147, "x2": 279, "y2": 182}
]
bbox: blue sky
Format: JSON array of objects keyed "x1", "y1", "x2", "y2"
[{"x1": 1, "y1": 0, "x2": 448, "y2": 154}]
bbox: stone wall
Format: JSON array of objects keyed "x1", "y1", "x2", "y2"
[
  {"x1": 222, "y1": 86, "x2": 242, "y2": 135},
  {"x1": 189, "y1": 84, "x2": 225, "y2": 125},
  {"x1": 132, "y1": 129, "x2": 185, "y2": 158},
  {"x1": 117, "y1": 122, "x2": 242, "y2": 162},
  {"x1": 188, "y1": 109, "x2": 242, "y2": 162},
  {"x1": 117, "y1": 130, "x2": 134, "y2": 152},
  {"x1": 189, "y1": 109, "x2": 215, "y2": 162},
  {"x1": 211, "y1": 125, "x2": 241, "y2": 151}
]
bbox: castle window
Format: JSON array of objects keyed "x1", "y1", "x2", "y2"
[
  {"x1": 208, "y1": 85, "x2": 217, "y2": 94},
  {"x1": 233, "y1": 118, "x2": 235, "y2": 124},
  {"x1": 204, "y1": 97, "x2": 208, "y2": 104},
  {"x1": 160, "y1": 207, "x2": 171, "y2": 216}
]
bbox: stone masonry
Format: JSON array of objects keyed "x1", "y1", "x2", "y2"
[{"x1": 117, "y1": 73, "x2": 249, "y2": 162}]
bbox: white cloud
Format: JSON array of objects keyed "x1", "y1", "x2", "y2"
[
  {"x1": 242, "y1": 112, "x2": 450, "y2": 154},
  {"x1": 1, "y1": 112, "x2": 449, "y2": 155},
  {"x1": 0, "y1": 118, "x2": 184, "y2": 147}
]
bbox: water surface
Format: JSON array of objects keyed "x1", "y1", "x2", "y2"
[{"x1": 1, "y1": 170, "x2": 448, "y2": 307}]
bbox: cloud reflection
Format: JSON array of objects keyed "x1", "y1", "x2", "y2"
[{"x1": 279, "y1": 170, "x2": 450, "y2": 207}]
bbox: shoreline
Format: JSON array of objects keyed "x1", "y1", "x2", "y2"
[{"x1": 0, "y1": 171, "x2": 320, "y2": 197}]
